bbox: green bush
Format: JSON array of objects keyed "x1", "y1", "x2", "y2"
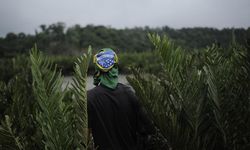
[
  {"x1": 118, "y1": 52, "x2": 161, "y2": 73},
  {"x1": 128, "y1": 34, "x2": 250, "y2": 150},
  {"x1": 0, "y1": 45, "x2": 91, "y2": 150},
  {"x1": 1, "y1": 34, "x2": 249, "y2": 150},
  {"x1": 50, "y1": 55, "x2": 77, "y2": 75}
]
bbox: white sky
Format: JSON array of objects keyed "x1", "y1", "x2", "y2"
[{"x1": 0, "y1": 0, "x2": 250, "y2": 37}]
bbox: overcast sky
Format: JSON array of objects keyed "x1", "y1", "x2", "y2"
[{"x1": 0, "y1": 0, "x2": 250, "y2": 37}]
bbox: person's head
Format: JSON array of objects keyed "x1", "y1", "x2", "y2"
[
  {"x1": 93, "y1": 48, "x2": 119, "y2": 89},
  {"x1": 93, "y1": 48, "x2": 118, "y2": 72}
]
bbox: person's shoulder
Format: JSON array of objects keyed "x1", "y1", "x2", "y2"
[
  {"x1": 87, "y1": 86, "x2": 101, "y2": 100},
  {"x1": 87, "y1": 83, "x2": 134, "y2": 94},
  {"x1": 87, "y1": 86, "x2": 102, "y2": 94},
  {"x1": 117, "y1": 83, "x2": 134, "y2": 93},
  {"x1": 117, "y1": 83, "x2": 137, "y2": 101}
]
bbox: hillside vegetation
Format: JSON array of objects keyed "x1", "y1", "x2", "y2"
[{"x1": 1, "y1": 23, "x2": 249, "y2": 56}]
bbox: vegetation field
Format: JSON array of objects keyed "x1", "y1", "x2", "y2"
[{"x1": 0, "y1": 26, "x2": 250, "y2": 149}]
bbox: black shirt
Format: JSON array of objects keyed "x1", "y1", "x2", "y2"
[{"x1": 87, "y1": 83, "x2": 154, "y2": 150}]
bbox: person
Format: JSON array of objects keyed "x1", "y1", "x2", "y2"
[{"x1": 87, "y1": 48, "x2": 155, "y2": 150}]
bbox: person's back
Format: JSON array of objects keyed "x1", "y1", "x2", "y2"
[
  {"x1": 87, "y1": 48, "x2": 154, "y2": 150},
  {"x1": 88, "y1": 83, "x2": 143, "y2": 150}
]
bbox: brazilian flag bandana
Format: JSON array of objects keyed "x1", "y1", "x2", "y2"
[{"x1": 93, "y1": 48, "x2": 119, "y2": 90}]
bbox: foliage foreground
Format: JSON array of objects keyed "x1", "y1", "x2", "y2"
[
  {"x1": 0, "y1": 45, "x2": 92, "y2": 150},
  {"x1": 127, "y1": 34, "x2": 250, "y2": 150},
  {"x1": 0, "y1": 33, "x2": 250, "y2": 150}
]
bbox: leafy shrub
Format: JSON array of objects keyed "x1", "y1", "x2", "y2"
[
  {"x1": 0, "y1": 45, "x2": 91, "y2": 150},
  {"x1": 128, "y1": 34, "x2": 250, "y2": 150}
]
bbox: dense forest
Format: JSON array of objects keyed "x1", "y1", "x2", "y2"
[{"x1": 1, "y1": 22, "x2": 250, "y2": 57}]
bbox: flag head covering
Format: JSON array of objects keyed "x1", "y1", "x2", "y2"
[
  {"x1": 93, "y1": 48, "x2": 118, "y2": 72},
  {"x1": 93, "y1": 48, "x2": 119, "y2": 89}
]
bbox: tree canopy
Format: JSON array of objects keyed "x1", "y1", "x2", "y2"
[{"x1": 1, "y1": 22, "x2": 249, "y2": 56}]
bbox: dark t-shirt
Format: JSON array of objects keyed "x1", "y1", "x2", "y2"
[{"x1": 87, "y1": 83, "x2": 154, "y2": 150}]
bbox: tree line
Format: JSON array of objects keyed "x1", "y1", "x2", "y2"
[{"x1": 0, "y1": 22, "x2": 250, "y2": 57}]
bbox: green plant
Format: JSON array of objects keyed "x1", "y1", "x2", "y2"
[
  {"x1": 0, "y1": 55, "x2": 41, "y2": 150},
  {"x1": 127, "y1": 34, "x2": 250, "y2": 150},
  {"x1": 30, "y1": 45, "x2": 72, "y2": 149},
  {"x1": 30, "y1": 45, "x2": 92, "y2": 149},
  {"x1": 0, "y1": 45, "x2": 92, "y2": 150},
  {"x1": 71, "y1": 46, "x2": 92, "y2": 149},
  {"x1": 0, "y1": 115, "x2": 24, "y2": 150}
]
